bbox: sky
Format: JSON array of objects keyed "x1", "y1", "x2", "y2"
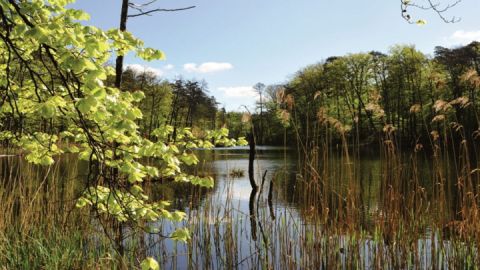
[{"x1": 71, "y1": 0, "x2": 480, "y2": 111}]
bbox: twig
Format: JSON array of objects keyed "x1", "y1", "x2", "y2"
[{"x1": 128, "y1": 6, "x2": 196, "y2": 18}]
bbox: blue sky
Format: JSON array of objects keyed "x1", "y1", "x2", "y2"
[{"x1": 72, "y1": 0, "x2": 480, "y2": 111}]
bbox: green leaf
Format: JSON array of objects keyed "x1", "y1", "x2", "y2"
[
  {"x1": 180, "y1": 152, "x2": 199, "y2": 166},
  {"x1": 416, "y1": 19, "x2": 427, "y2": 25},
  {"x1": 75, "y1": 197, "x2": 89, "y2": 208},
  {"x1": 68, "y1": 145, "x2": 80, "y2": 153},
  {"x1": 132, "y1": 91, "x2": 145, "y2": 101},
  {"x1": 39, "y1": 156, "x2": 54, "y2": 166},
  {"x1": 71, "y1": 9, "x2": 90, "y2": 21},
  {"x1": 141, "y1": 257, "x2": 159, "y2": 270},
  {"x1": 92, "y1": 88, "x2": 107, "y2": 99},
  {"x1": 137, "y1": 47, "x2": 165, "y2": 61},
  {"x1": 49, "y1": 96, "x2": 67, "y2": 107},
  {"x1": 38, "y1": 102, "x2": 56, "y2": 118},
  {"x1": 76, "y1": 96, "x2": 98, "y2": 114},
  {"x1": 170, "y1": 228, "x2": 190, "y2": 242},
  {"x1": 237, "y1": 137, "x2": 248, "y2": 146}
]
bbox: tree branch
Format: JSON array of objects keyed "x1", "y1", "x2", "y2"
[
  {"x1": 401, "y1": 0, "x2": 462, "y2": 23},
  {"x1": 127, "y1": 6, "x2": 196, "y2": 18},
  {"x1": 128, "y1": 0, "x2": 158, "y2": 8}
]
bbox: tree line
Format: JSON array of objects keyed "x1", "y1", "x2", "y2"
[
  {"x1": 116, "y1": 68, "x2": 221, "y2": 139},
  {"x1": 250, "y1": 42, "x2": 480, "y2": 150},
  {"x1": 2, "y1": 35, "x2": 478, "y2": 152}
]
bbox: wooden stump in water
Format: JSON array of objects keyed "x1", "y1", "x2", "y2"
[{"x1": 248, "y1": 133, "x2": 258, "y2": 191}]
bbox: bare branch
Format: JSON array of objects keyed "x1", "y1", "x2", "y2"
[
  {"x1": 128, "y1": 0, "x2": 158, "y2": 8},
  {"x1": 401, "y1": 0, "x2": 462, "y2": 24},
  {"x1": 127, "y1": 6, "x2": 196, "y2": 18}
]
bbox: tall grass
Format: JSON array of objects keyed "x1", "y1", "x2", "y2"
[{"x1": 0, "y1": 154, "x2": 124, "y2": 269}]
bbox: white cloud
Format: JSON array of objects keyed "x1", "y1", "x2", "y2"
[
  {"x1": 183, "y1": 62, "x2": 233, "y2": 73},
  {"x1": 219, "y1": 86, "x2": 259, "y2": 98},
  {"x1": 164, "y1": 64, "x2": 175, "y2": 70},
  {"x1": 125, "y1": 64, "x2": 164, "y2": 77},
  {"x1": 446, "y1": 30, "x2": 480, "y2": 45}
]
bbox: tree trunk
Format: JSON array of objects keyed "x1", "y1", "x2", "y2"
[{"x1": 115, "y1": 0, "x2": 129, "y2": 88}]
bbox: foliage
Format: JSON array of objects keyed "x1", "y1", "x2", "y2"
[
  {"x1": 0, "y1": 0, "x2": 246, "y2": 252},
  {"x1": 254, "y1": 43, "x2": 480, "y2": 148},
  {"x1": 141, "y1": 257, "x2": 160, "y2": 270},
  {"x1": 119, "y1": 68, "x2": 173, "y2": 138},
  {"x1": 167, "y1": 78, "x2": 219, "y2": 133}
]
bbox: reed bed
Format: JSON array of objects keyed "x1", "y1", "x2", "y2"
[
  {"x1": 0, "y1": 155, "x2": 123, "y2": 269},
  {"x1": 2, "y1": 117, "x2": 480, "y2": 269}
]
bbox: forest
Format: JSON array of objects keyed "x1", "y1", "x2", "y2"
[
  {"x1": 2, "y1": 0, "x2": 480, "y2": 269},
  {"x1": 248, "y1": 42, "x2": 480, "y2": 148},
  {"x1": 20, "y1": 40, "x2": 475, "y2": 150},
  {"x1": 102, "y1": 41, "x2": 480, "y2": 153}
]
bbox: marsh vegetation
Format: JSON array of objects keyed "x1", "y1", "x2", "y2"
[{"x1": 1, "y1": 0, "x2": 480, "y2": 269}]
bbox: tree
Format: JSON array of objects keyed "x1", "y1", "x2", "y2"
[
  {"x1": 167, "y1": 78, "x2": 219, "y2": 137},
  {"x1": 0, "y1": 0, "x2": 244, "y2": 256}
]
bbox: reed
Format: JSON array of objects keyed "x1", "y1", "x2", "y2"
[{"x1": 0, "y1": 154, "x2": 127, "y2": 269}]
